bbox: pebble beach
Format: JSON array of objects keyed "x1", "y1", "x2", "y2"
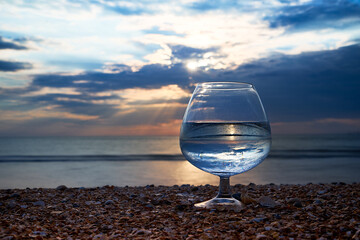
[{"x1": 1, "y1": 183, "x2": 359, "y2": 239}]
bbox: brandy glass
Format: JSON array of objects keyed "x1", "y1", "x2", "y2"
[{"x1": 180, "y1": 82, "x2": 271, "y2": 210}]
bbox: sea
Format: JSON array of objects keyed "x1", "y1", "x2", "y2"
[{"x1": 0, "y1": 134, "x2": 359, "y2": 189}]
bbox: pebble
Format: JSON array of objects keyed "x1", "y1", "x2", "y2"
[
  {"x1": 56, "y1": 185, "x2": 68, "y2": 191},
  {"x1": 151, "y1": 198, "x2": 171, "y2": 206},
  {"x1": 175, "y1": 204, "x2": 188, "y2": 211},
  {"x1": 105, "y1": 200, "x2": 115, "y2": 205},
  {"x1": 256, "y1": 234, "x2": 267, "y2": 239},
  {"x1": 293, "y1": 200, "x2": 303, "y2": 208},
  {"x1": 10, "y1": 193, "x2": 20, "y2": 198},
  {"x1": 258, "y1": 196, "x2": 277, "y2": 208},
  {"x1": 232, "y1": 193, "x2": 241, "y2": 201},
  {"x1": 191, "y1": 186, "x2": 199, "y2": 191},
  {"x1": 317, "y1": 189, "x2": 327, "y2": 194},
  {"x1": 252, "y1": 217, "x2": 266, "y2": 223},
  {"x1": 7, "y1": 200, "x2": 16, "y2": 209},
  {"x1": 270, "y1": 221, "x2": 281, "y2": 228},
  {"x1": 134, "y1": 229, "x2": 152, "y2": 235},
  {"x1": 93, "y1": 233, "x2": 106, "y2": 239},
  {"x1": 0, "y1": 183, "x2": 359, "y2": 239},
  {"x1": 304, "y1": 205, "x2": 314, "y2": 211},
  {"x1": 287, "y1": 197, "x2": 300, "y2": 203},
  {"x1": 241, "y1": 193, "x2": 256, "y2": 204},
  {"x1": 2, "y1": 236, "x2": 14, "y2": 240},
  {"x1": 50, "y1": 211, "x2": 63, "y2": 214},
  {"x1": 85, "y1": 201, "x2": 94, "y2": 205},
  {"x1": 33, "y1": 200, "x2": 45, "y2": 207},
  {"x1": 353, "y1": 230, "x2": 360, "y2": 239},
  {"x1": 307, "y1": 212, "x2": 318, "y2": 219},
  {"x1": 30, "y1": 231, "x2": 47, "y2": 237}
]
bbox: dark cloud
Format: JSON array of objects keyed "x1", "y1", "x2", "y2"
[
  {"x1": 13, "y1": 36, "x2": 44, "y2": 44},
  {"x1": 266, "y1": 0, "x2": 360, "y2": 30},
  {"x1": 32, "y1": 63, "x2": 192, "y2": 92},
  {"x1": 102, "y1": 64, "x2": 132, "y2": 73},
  {"x1": 1, "y1": 62, "x2": 192, "y2": 122},
  {"x1": 0, "y1": 37, "x2": 32, "y2": 72},
  {"x1": 0, "y1": 60, "x2": 32, "y2": 72},
  {"x1": 88, "y1": 0, "x2": 153, "y2": 15},
  {"x1": 189, "y1": 0, "x2": 234, "y2": 11},
  {"x1": 170, "y1": 45, "x2": 218, "y2": 60},
  {"x1": 0, "y1": 36, "x2": 28, "y2": 50},
  {"x1": 187, "y1": 0, "x2": 253, "y2": 12},
  {"x1": 228, "y1": 44, "x2": 360, "y2": 122},
  {"x1": 20, "y1": 63, "x2": 193, "y2": 121},
  {"x1": 104, "y1": 5, "x2": 149, "y2": 15}
]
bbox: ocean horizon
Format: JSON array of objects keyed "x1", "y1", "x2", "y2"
[{"x1": 1, "y1": 134, "x2": 359, "y2": 189}]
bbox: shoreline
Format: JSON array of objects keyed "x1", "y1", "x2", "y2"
[
  {"x1": 1, "y1": 183, "x2": 359, "y2": 239},
  {"x1": 2, "y1": 158, "x2": 360, "y2": 189}
]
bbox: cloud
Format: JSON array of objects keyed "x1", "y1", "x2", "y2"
[
  {"x1": 0, "y1": 36, "x2": 28, "y2": 50},
  {"x1": 0, "y1": 60, "x2": 32, "y2": 72},
  {"x1": 133, "y1": 12, "x2": 284, "y2": 69},
  {"x1": 22, "y1": 92, "x2": 121, "y2": 118},
  {"x1": 187, "y1": 0, "x2": 267, "y2": 12},
  {"x1": 3, "y1": 43, "x2": 359, "y2": 125},
  {"x1": 266, "y1": 0, "x2": 360, "y2": 31},
  {"x1": 1, "y1": 0, "x2": 357, "y2": 77},
  {"x1": 230, "y1": 43, "x2": 360, "y2": 122},
  {"x1": 31, "y1": 63, "x2": 192, "y2": 92},
  {"x1": 188, "y1": 0, "x2": 240, "y2": 11},
  {"x1": 12, "y1": 36, "x2": 44, "y2": 44},
  {"x1": 170, "y1": 45, "x2": 218, "y2": 60},
  {"x1": 104, "y1": 4, "x2": 151, "y2": 15},
  {"x1": 143, "y1": 26, "x2": 185, "y2": 37},
  {"x1": 0, "y1": 107, "x2": 98, "y2": 122},
  {"x1": 74, "y1": 0, "x2": 157, "y2": 16}
]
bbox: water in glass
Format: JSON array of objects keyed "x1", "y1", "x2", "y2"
[{"x1": 180, "y1": 122, "x2": 271, "y2": 177}]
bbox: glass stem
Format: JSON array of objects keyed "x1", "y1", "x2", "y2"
[{"x1": 216, "y1": 177, "x2": 232, "y2": 198}]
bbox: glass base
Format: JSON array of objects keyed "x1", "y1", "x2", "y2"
[{"x1": 194, "y1": 197, "x2": 245, "y2": 211}]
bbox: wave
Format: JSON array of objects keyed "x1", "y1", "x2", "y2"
[
  {"x1": 0, "y1": 149, "x2": 359, "y2": 162},
  {"x1": 0, "y1": 154, "x2": 185, "y2": 162},
  {"x1": 269, "y1": 149, "x2": 360, "y2": 159}
]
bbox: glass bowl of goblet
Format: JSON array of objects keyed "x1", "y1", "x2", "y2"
[{"x1": 179, "y1": 82, "x2": 271, "y2": 210}]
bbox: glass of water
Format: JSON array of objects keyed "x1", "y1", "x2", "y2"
[{"x1": 180, "y1": 82, "x2": 271, "y2": 210}]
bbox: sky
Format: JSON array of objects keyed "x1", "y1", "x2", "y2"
[{"x1": 0, "y1": 0, "x2": 360, "y2": 136}]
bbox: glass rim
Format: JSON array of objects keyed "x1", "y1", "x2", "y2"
[{"x1": 196, "y1": 82, "x2": 254, "y2": 89}]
